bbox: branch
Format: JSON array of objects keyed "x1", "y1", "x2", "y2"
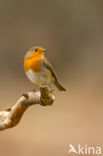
[{"x1": 0, "y1": 87, "x2": 55, "y2": 131}]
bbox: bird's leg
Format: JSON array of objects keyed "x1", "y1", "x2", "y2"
[{"x1": 48, "y1": 83, "x2": 55, "y2": 92}]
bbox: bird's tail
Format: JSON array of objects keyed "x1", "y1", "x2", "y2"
[{"x1": 54, "y1": 81, "x2": 66, "y2": 91}]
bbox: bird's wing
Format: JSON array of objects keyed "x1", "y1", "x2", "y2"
[
  {"x1": 43, "y1": 58, "x2": 66, "y2": 91},
  {"x1": 43, "y1": 58, "x2": 58, "y2": 82}
]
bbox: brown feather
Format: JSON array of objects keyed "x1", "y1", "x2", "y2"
[{"x1": 43, "y1": 58, "x2": 66, "y2": 91}]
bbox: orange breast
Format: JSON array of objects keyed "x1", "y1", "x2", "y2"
[{"x1": 24, "y1": 57, "x2": 42, "y2": 72}]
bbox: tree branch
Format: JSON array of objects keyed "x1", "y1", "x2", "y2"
[{"x1": 0, "y1": 87, "x2": 55, "y2": 131}]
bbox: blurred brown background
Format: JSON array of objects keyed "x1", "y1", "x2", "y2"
[{"x1": 0, "y1": 0, "x2": 103, "y2": 156}]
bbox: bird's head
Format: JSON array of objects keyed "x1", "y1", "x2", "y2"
[{"x1": 24, "y1": 46, "x2": 47, "y2": 59}]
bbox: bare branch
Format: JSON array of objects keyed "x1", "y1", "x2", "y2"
[{"x1": 0, "y1": 87, "x2": 55, "y2": 131}]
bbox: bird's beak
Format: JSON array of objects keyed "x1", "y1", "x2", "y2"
[{"x1": 43, "y1": 49, "x2": 47, "y2": 53}]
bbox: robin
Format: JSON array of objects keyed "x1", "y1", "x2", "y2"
[{"x1": 24, "y1": 47, "x2": 66, "y2": 91}]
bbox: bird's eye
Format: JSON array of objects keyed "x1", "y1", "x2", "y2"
[{"x1": 35, "y1": 48, "x2": 38, "y2": 52}]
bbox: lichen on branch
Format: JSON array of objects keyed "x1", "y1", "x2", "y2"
[{"x1": 0, "y1": 87, "x2": 55, "y2": 131}]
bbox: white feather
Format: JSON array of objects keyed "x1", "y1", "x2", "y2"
[{"x1": 25, "y1": 69, "x2": 52, "y2": 86}]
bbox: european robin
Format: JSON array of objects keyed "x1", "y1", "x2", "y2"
[{"x1": 24, "y1": 47, "x2": 66, "y2": 91}]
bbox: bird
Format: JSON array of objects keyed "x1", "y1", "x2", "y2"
[{"x1": 24, "y1": 46, "x2": 66, "y2": 91}]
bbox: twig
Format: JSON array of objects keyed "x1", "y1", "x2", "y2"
[{"x1": 0, "y1": 87, "x2": 55, "y2": 131}]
